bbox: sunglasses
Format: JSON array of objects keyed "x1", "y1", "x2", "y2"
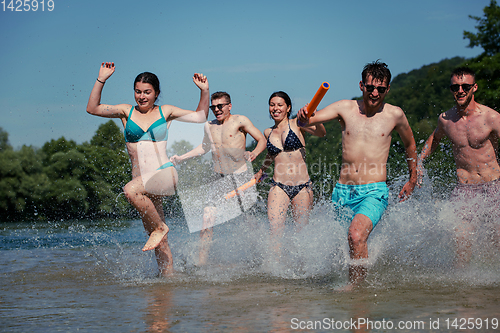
[
  {"x1": 364, "y1": 84, "x2": 388, "y2": 94},
  {"x1": 450, "y1": 83, "x2": 475, "y2": 93},
  {"x1": 209, "y1": 103, "x2": 230, "y2": 111}
]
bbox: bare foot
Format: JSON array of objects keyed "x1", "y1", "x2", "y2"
[
  {"x1": 198, "y1": 227, "x2": 213, "y2": 265},
  {"x1": 198, "y1": 249, "x2": 208, "y2": 266},
  {"x1": 155, "y1": 235, "x2": 173, "y2": 275},
  {"x1": 159, "y1": 266, "x2": 176, "y2": 278},
  {"x1": 334, "y1": 283, "x2": 358, "y2": 293},
  {"x1": 142, "y1": 225, "x2": 169, "y2": 251},
  {"x1": 334, "y1": 265, "x2": 366, "y2": 292}
]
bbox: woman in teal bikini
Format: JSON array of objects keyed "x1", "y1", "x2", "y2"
[
  {"x1": 255, "y1": 91, "x2": 325, "y2": 259},
  {"x1": 86, "y1": 62, "x2": 209, "y2": 276}
]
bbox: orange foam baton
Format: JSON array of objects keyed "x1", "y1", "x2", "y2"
[
  {"x1": 298, "y1": 82, "x2": 330, "y2": 127},
  {"x1": 224, "y1": 173, "x2": 267, "y2": 200}
]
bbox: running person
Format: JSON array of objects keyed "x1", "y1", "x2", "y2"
[{"x1": 86, "y1": 62, "x2": 209, "y2": 275}]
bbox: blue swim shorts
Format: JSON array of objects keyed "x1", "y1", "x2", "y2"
[{"x1": 331, "y1": 182, "x2": 389, "y2": 227}]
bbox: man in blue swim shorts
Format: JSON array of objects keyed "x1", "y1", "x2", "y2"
[
  {"x1": 298, "y1": 61, "x2": 417, "y2": 290},
  {"x1": 331, "y1": 182, "x2": 389, "y2": 228}
]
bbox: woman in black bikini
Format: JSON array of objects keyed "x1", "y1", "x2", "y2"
[{"x1": 255, "y1": 91, "x2": 325, "y2": 257}]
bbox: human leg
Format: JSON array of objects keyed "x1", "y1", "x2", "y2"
[
  {"x1": 290, "y1": 183, "x2": 313, "y2": 230},
  {"x1": 123, "y1": 177, "x2": 169, "y2": 252},
  {"x1": 198, "y1": 206, "x2": 216, "y2": 266},
  {"x1": 149, "y1": 196, "x2": 174, "y2": 275},
  {"x1": 454, "y1": 220, "x2": 473, "y2": 268},
  {"x1": 449, "y1": 183, "x2": 479, "y2": 268},
  {"x1": 268, "y1": 184, "x2": 291, "y2": 259},
  {"x1": 331, "y1": 182, "x2": 388, "y2": 290},
  {"x1": 143, "y1": 167, "x2": 178, "y2": 196},
  {"x1": 197, "y1": 170, "x2": 251, "y2": 265},
  {"x1": 347, "y1": 213, "x2": 373, "y2": 286}
]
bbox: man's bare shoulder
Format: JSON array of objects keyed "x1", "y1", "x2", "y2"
[
  {"x1": 231, "y1": 114, "x2": 258, "y2": 129},
  {"x1": 479, "y1": 103, "x2": 499, "y2": 117},
  {"x1": 329, "y1": 99, "x2": 358, "y2": 110},
  {"x1": 439, "y1": 107, "x2": 458, "y2": 122},
  {"x1": 382, "y1": 103, "x2": 405, "y2": 117},
  {"x1": 230, "y1": 114, "x2": 251, "y2": 122},
  {"x1": 320, "y1": 99, "x2": 358, "y2": 118},
  {"x1": 478, "y1": 104, "x2": 500, "y2": 129}
]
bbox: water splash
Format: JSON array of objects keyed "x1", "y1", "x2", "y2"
[{"x1": 3, "y1": 174, "x2": 499, "y2": 289}]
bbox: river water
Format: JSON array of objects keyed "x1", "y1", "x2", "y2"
[{"x1": 1, "y1": 179, "x2": 500, "y2": 332}]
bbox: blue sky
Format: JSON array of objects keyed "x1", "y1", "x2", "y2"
[{"x1": 0, "y1": 0, "x2": 490, "y2": 150}]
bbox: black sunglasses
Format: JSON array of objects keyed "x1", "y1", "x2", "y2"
[
  {"x1": 364, "y1": 84, "x2": 388, "y2": 94},
  {"x1": 209, "y1": 103, "x2": 230, "y2": 111},
  {"x1": 450, "y1": 83, "x2": 475, "y2": 93}
]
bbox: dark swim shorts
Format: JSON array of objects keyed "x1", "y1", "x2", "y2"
[
  {"x1": 449, "y1": 178, "x2": 500, "y2": 221},
  {"x1": 204, "y1": 169, "x2": 254, "y2": 208}
]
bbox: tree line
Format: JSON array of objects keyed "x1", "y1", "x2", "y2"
[{"x1": 1, "y1": 1, "x2": 499, "y2": 222}]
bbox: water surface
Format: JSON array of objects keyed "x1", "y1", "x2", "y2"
[{"x1": 1, "y1": 181, "x2": 500, "y2": 332}]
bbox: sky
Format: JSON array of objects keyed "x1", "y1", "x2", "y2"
[{"x1": 0, "y1": 0, "x2": 491, "y2": 150}]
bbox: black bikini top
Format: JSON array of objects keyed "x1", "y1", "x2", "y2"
[{"x1": 266, "y1": 120, "x2": 304, "y2": 157}]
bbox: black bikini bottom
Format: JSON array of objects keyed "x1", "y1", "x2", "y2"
[{"x1": 270, "y1": 179, "x2": 312, "y2": 200}]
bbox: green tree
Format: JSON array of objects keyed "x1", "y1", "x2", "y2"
[
  {"x1": 86, "y1": 120, "x2": 131, "y2": 217},
  {"x1": 0, "y1": 146, "x2": 50, "y2": 220},
  {"x1": 90, "y1": 120, "x2": 126, "y2": 151},
  {"x1": 464, "y1": 53, "x2": 500, "y2": 110},
  {"x1": 81, "y1": 143, "x2": 131, "y2": 218},
  {"x1": 0, "y1": 149, "x2": 25, "y2": 216},
  {"x1": 40, "y1": 137, "x2": 78, "y2": 166},
  {"x1": 41, "y1": 149, "x2": 90, "y2": 219},
  {"x1": 168, "y1": 140, "x2": 194, "y2": 156},
  {"x1": 463, "y1": 0, "x2": 500, "y2": 56},
  {"x1": 385, "y1": 57, "x2": 466, "y2": 128},
  {"x1": 0, "y1": 127, "x2": 12, "y2": 151}
]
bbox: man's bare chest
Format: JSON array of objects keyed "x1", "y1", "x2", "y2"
[
  {"x1": 342, "y1": 115, "x2": 393, "y2": 142},
  {"x1": 209, "y1": 125, "x2": 244, "y2": 147},
  {"x1": 445, "y1": 119, "x2": 491, "y2": 149}
]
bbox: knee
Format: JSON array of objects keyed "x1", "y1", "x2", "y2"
[
  {"x1": 123, "y1": 182, "x2": 138, "y2": 202},
  {"x1": 203, "y1": 207, "x2": 216, "y2": 227},
  {"x1": 203, "y1": 207, "x2": 215, "y2": 220},
  {"x1": 348, "y1": 228, "x2": 367, "y2": 247},
  {"x1": 269, "y1": 219, "x2": 284, "y2": 232}
]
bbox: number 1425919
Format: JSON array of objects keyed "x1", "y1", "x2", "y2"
[{"x1": 2, "y1": 0, "x2": 54, "y2": 11}]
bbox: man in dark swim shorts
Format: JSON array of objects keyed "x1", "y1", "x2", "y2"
[
  {"x1": 419, "y1": 67, "x2": 500, "y2": 267},
  {"x1": 171, "y1": 91, "x2": 266, "y2": 265}
]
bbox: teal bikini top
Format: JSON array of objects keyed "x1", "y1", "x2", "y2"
[{"x1": 124, "y1": 106, "x2": 168, "y2": 143}]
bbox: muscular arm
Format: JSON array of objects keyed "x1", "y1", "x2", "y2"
[
  {"x1": 395, "y1": 111, "x2": 418, "y2": 201},
  {"x1": 297, "y1": 100, "x2": 345, "y2": 127},
  {"x1": 241, "y1": 117, "x2": 266, "y2": 161},
  {"x1": 487, "y1": 106, "x2": 500, "y2": 140},
  {"x1": 415, "y1": 116, "x2": 446, "y2": 186},
  {"x1": 419, "y1": 120, "x2": 446, "y2": 164},
  {"x1": 300, "y1": 121, "x2": 326, "y2": 137}
]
